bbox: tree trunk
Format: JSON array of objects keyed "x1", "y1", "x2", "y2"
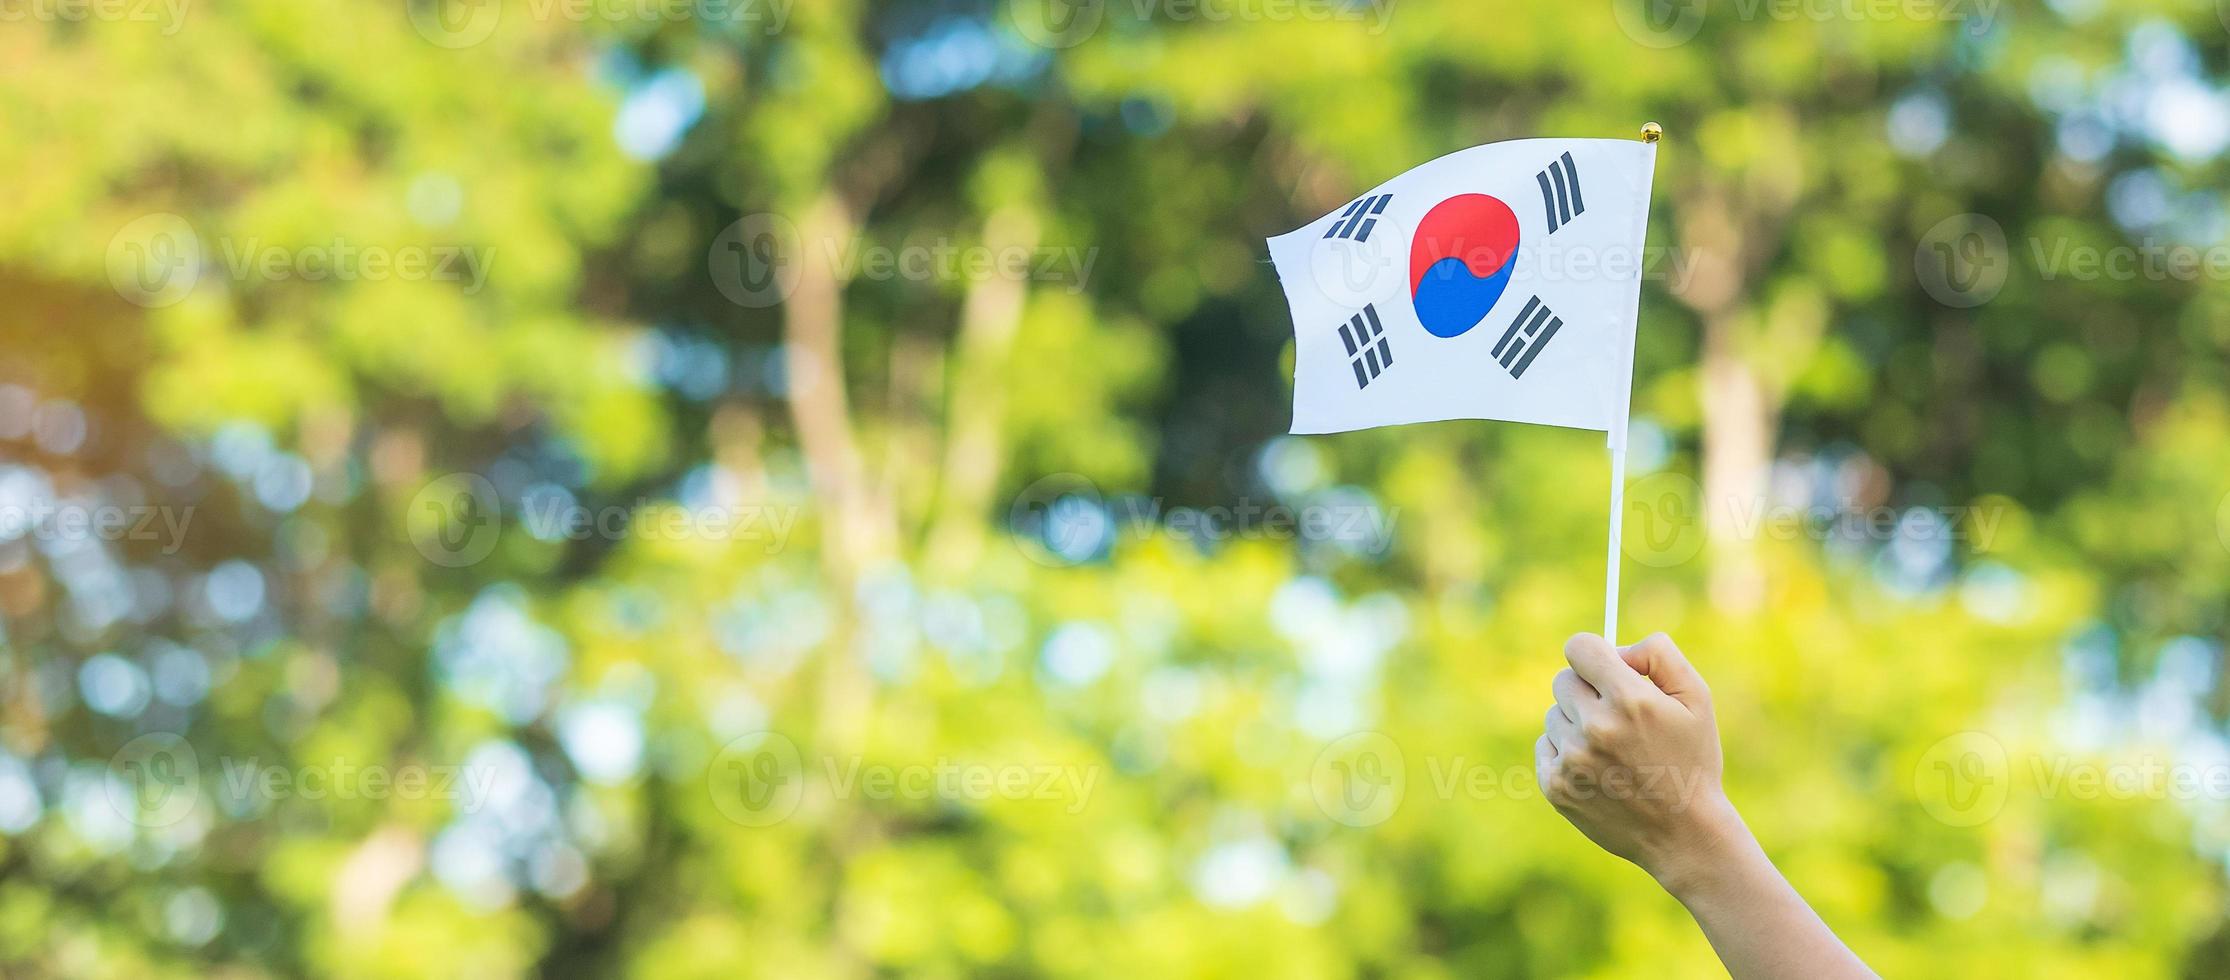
[
  {"x1": 1699, "y1": 311, "x2": 1771, "y2": 611},
  {"x1": 784, "y1": 190, "x2": 892, "y2": 751}
]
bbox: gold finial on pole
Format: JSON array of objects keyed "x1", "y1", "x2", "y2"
[{"x1": 1640, "y1": 121, "x2": 1663, "y2": 143}]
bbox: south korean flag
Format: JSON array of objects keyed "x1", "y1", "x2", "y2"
[{"x1": 1268, "y1": 137, "x2": 1659, "y2": 447}]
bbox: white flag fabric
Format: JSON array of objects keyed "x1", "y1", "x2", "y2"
[{"x1": 1269, "y1": 138, "x2": 1658, "y2": 446}]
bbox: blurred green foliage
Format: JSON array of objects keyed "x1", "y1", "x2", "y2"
[{"x1": 3, "y1": 0, "x2": 2230, "y2": 976}]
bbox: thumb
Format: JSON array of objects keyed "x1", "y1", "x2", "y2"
[{"x1": 1620, "y1": 633, "x2": 1711, "y2": 711}]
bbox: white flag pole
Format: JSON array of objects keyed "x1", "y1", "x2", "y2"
[
  {"x1": 1606, "y1": 442, "x2": 1627, "y2": 643},
  {"x1": 1606, "y1": 122, "x2": 1662, "y2": 645}
]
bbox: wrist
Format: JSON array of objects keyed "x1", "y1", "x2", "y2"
[{"x1": 1645, "y1": 794, "x2": 1759, "y2": 901}]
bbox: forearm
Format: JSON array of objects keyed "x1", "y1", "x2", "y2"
[{"x1": 1656, "y1": 811, "x2": 1876, "y2": 980}]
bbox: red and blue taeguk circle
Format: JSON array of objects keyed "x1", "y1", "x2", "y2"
[{"x1": 1409, "y1": 194, "x2": 1520, "y2": 338}]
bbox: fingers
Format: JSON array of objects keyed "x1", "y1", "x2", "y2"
[
  {"x1": 1543, "y1": 704, "x2": 1579, "y2": 751},
  {"x1": 1564, "y1": 633, "x2": 1650, "y2": 702},
  {"x1": 1617, "y1": 642, "x2": 1651, "y2": 675},
  {"x1": 1551, "y1": 667, "x2": 1599, "y2": 724},
  {"x1": 1621, "y1": 632, "x2": 1711, "y2": 710},
  {"x1": 1533, "y1": 734, "x2": 1557, "y2": 789}
]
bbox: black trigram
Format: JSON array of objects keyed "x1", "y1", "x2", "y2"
[
  {"x1": 1491, "y1": 296, "x2": 1562, "y2": 379},
  {"x1": 1324, "y1": 193, "x2": 1392, "y2": 243},
  {"x1": 1339, "y1": 306, "x2": 1393, "y2": 388},
  {"x1": 1535, "y1": 152, "x2": 1585, "y2": 232}
]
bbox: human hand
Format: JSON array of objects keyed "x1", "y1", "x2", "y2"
[{"x1": 1534, "y1": 632, "x2": 1746, "y2": 891}]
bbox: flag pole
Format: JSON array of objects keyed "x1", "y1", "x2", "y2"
[
  {"x1": 1606, "y1": 442, "x2": 1627, "y2": 643},
  {"x1": 1606, "y1": 121, "x2": 1662, "y2": 645}
]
